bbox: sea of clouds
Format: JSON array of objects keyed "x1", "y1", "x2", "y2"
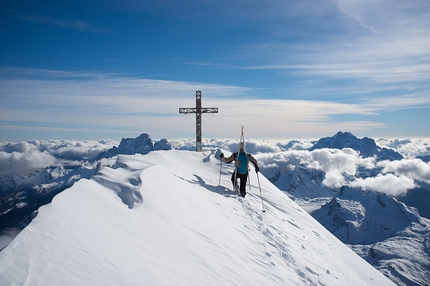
[
  {"x1": 1, "y1": 137, "x2": 429, "y2": 197},
  {"x1": 256, "y1": 149, "x2": 430, "y2": 196},
  {"x1": 0, "y1": 140, "x2": 117, "y2": 174},
  {"x1": 376, "y1": 138, "x2": 430, "y2": 158}
]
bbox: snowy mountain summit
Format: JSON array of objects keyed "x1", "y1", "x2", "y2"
[
  {"x1": 310, "y1": 131, "x2": 403, "y2": 161},
  {"x1": 0, "y1": 150, "x2": 394, "y2": 285},
  {"x1": 95, "y1": 133, "x2": 171, "y2": 160}
]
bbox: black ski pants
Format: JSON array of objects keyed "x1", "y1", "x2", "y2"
[{"x1": 231, "y1": 172, "x2": 248, "y2": 195}]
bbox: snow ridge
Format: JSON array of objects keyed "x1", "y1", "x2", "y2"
[{"x1": 0, "y1": 150, "x2": 394, "y2": 285}]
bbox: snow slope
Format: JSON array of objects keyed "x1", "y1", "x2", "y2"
[{"x1": 0, "y1": 150, "x2": 394, "y2": 285}]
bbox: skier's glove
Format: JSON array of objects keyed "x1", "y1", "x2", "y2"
[
  {"x1": 220, "y1": 153, "x2": 224, "y2": 159},
  {"x1": 255, "y1": 166, "x2": 260, "y2": 173}
]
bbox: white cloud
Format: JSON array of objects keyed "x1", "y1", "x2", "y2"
[
  {"x1": 307, "y1": 148, "x2": 376, "y2": 188},
  {"x1": 0, "y1": 68, "x2": 393, "y2": 140},
  {"x1": 0, "y1": 151, "x2": 56, "y2": 174},
  {"x1": 322, "y1": 0, "x2": 430, "y2": 83},
  {"x1": 1, "y1": 137, "x2": 430, "y2": 197},
  {"x1": 255, "y1": 148, "x2": 375, "y2": 187},
  {"x1": 0, "y1": 141, "x2": 38, "y2": 153},
  {"x1": 349, "y1": 174, "x2": 416, "y2": 196},
  {"x1": 254, "y1": 147, "x2": 422, "y2": 196},
  {"x1": 0, "y1": 139, "x2": 119, "y2": 174},
  {"x1": 236, "y1": 0, "x2": 430, "y2": 115},
  {"x1": 309, "y1": 148, "x2": 359, "y2": 172},
  {"x1": 323, "y1": 171, "x2": 348, "y2": 189},
  {"x1": 378, "y1": 159, "x2": 430, "y2": 184},
  {"x1": 0, "y1": 139, "x2": 117, "y2": 162},
  {"x1": 376, "y1": 138, "x2": 430, "y2": 158},
  {"x1": 43, "y1": 140, "x2": 118, "y2": 160},
  {"x1": 170, "y1": 138, "x2": 301, "y2": 153}
]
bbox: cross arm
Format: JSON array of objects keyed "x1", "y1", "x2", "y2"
[
  {"x1": 179, "y1": 108, "x2": 197, "y2": 114},
  {"x1": 179, "y1": 108, "x2": 218, "y2": 114},
  {"x1": 201, "y1": 108, "x2": 218, "y2": 113}
]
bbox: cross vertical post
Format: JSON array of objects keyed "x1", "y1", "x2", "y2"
[
  {"x1": 179, "y1": 91, "x2": 218, "y2": 152},
  {"x1": 196, "y1": 91, "x2": 202, "y2": 152}
]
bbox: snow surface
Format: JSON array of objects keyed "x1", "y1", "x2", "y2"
[{"x1": 0, "y1": 150, "x2": 394, "y2": 285}]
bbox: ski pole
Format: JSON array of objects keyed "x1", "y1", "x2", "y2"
[
  {"x1": 256, "y1": 172, "x2": 266, "y2": 212},
  {"x1": 219, "y1": 159, "x2": 222, "y2": 186},
  {"x1": 247, "y1": 167, "x2": 252, "y2": 194}
]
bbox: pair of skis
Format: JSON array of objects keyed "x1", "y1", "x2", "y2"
[
  {"x1": 233, "y1": 125, "x2": 247, "y2": 197},
  {"x1": 219, "y1": 126, "x2": 266, "y2": 212}
]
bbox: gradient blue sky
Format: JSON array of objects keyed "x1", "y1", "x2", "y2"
[{"x1": 1, "y1": 0, "x2": 429, "y2": 141}]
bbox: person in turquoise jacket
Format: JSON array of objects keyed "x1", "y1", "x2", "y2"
[{"x1": 220, "y1": 142, "x2": 259, "y2": 197}]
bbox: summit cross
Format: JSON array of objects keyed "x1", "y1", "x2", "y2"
[{"x1": 179, "y1": 91, "x2": 218, "y2": 152}]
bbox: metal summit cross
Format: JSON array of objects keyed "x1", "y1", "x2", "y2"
[{"x1": 179, "y1": 91, "x2": 218, "y2": 152}]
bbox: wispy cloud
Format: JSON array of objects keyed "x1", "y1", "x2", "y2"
[
  {"x1": 223, "y1": 0, "x2": 430, "y2": 102},
  {"x1": 0, "y1": 67, "x2": 393, "y2": 140},
  {"x1": 180, "y1": 0, "x2": 430, "y2": 122},
  {"x1": 9, "y1": 12, "x2": 109, "y2": 33}
]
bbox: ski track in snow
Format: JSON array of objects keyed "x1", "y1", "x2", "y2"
[
  {"x1": 218, "y1": 152, "x2": 373, "y2": 285},
  {"x1": 242, "y1": 196, "x2": 321, "y2": 284}
]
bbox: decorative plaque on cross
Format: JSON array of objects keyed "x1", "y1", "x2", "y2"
[{"x1": 179, "y1": 91, "x2": 218, "y2": 152}]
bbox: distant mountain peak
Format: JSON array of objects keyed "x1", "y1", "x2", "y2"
[
  {"x1": 310, "y1": 131, "x2": 403, "y2": 161},
  {"x1": 95, "y1": 133, "x2": 171, "y2": 160}
]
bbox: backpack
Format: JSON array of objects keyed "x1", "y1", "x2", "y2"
[{"x1": 236, "y1": 152, "x2": 249, "y2": 175}]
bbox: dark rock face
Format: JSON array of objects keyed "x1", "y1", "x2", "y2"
[{"x1": 96, "y1": 134, "x2": 172, "y2": 159}]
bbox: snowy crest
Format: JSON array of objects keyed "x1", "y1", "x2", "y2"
[{"x1": 0, "y1": 150, "x2": 393, "y2": 286}]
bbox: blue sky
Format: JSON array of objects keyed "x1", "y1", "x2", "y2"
[{"x1": 1, "y1": 0, "x2": 429, "y2": 141}]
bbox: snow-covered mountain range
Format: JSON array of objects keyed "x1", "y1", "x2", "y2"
[{"x1": 1, "y1": 132, "x2": 430, "y2": 285}]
